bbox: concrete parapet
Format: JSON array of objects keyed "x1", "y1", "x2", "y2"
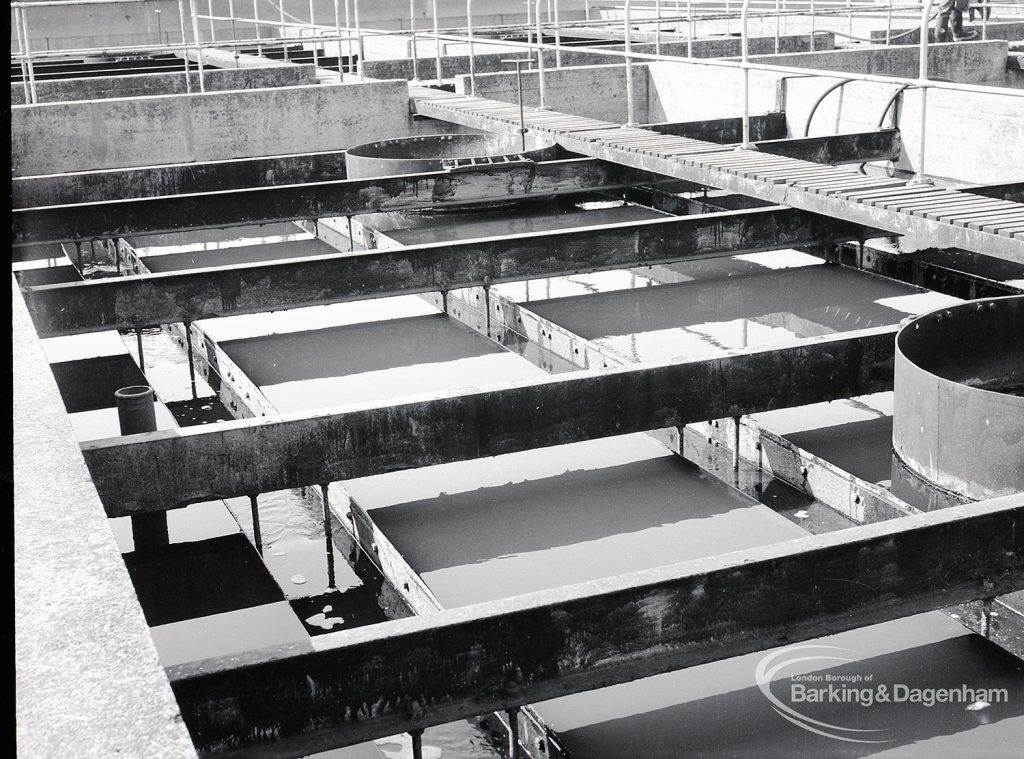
[
  {"x1": 869, "y1": 20, "x2": 1024, "y2": 45},
  {"x1": 11, "y1": 79, "x2": 415, "y2": 175},
  {"x1": 13, "y1": 278, "x2": 197, "y2": 758},
  {"x1": 10, "y1": 65, "x2": 317, "y2": 105}
]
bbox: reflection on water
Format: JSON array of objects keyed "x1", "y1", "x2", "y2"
[
  {"x1": 537, "y1": 612, "x2": 1024, "y2": 759},
  {"x1": 524, "y1": 266, "x2": 937, "y2": 363},
  {"x1": 361, "y1": 433, "x2": 807, "y2": 608}
]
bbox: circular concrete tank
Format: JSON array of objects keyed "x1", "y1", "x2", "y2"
[
  {"x1": 892, "y1": 295, "x2": 1024, "y2": 504},
  {"x1": 345, "y1": 133, "x2": 560, "y2": 179}
]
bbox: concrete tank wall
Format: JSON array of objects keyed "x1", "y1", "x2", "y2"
[
  {"x1": 892, "y1": 296, "x2": 1024, "y2": 502},
  {"x1": 645, "y1": 45, "x2": 1024, "y2": 182},
  {"x1": 10, "y1": 65, "x2": 317, "y2": 105},
  {"x1": 10, "y1": 79, "x2": 415, "y2": 175}
]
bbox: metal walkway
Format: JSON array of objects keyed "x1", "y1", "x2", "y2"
[{"x1": 411, "y1": 87, "x2": 1024, "y2": 262}]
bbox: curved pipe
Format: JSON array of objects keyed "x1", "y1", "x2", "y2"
[{"x1": 803, "y1": 78, "x2": 855, "y2": 137}]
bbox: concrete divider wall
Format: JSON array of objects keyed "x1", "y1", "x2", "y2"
[
  {"x1": 743, "y1": 40, "x2": 1010, "y2": 85},
  {"x1": 361, "y1": 33, "x2": 833, "y2": 81},
  {"x1": 870, "y1": 20, "x2": 1024, "y2": 45},
  {"x1": 10, "y1": 65, "x2": 317, "y2": 105},
  {"x1": 11, "y1": 79, "x2": 415, "y2": 175},
  {"x1": 456, "y1": 63, "x2": 652, "y2": 124}
]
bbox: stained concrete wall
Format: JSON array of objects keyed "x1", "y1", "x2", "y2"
[
  {"x1": 11, "y1": 79, "x2": 416, "y2": 175},
  {"x1": 743, "y1": 40, "x2": 1010, "y2": 85},
  {"x1": 362, "y1": 33, "x2": 833, "y2": 81},
  {"x1": 10, "y1": 65, "x2": 317, "y2": 105},
  {"x1": 870, "y1": 20, "x2": 1024, "y2": 44}
]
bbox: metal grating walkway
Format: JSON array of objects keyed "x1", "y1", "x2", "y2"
[{"x1": 410, "y1": 86, "x2": 1024, "y2": 262}]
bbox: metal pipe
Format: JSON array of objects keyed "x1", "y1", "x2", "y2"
[
  {"x1": 189, "y1": 0, "x2": 207, "y2": 91},
  {"x1": 467, "y1": 0, "x2": 476, "y2": 94},
  {"x1": 185, "y1": 321, "x2": 197, "y2": 399},
  {"x1": 803, "y1": 77, "x2": 855, "y2": 136},
  {"x1": 136, "y1": 328, "x2": 146, "y2": 373},
  {"x1": 179, "y1": 0, "x2": 192, "y2": 92},
  {"x1": 207, "y1": 0, "x2": 215, "y2": 40},
  {"x1": 624, "y1": 0, "x2": 635, "y2": 125},
  {"x1": 433, "y1": 0, "x2": 442, "y2": 80},
  {"x1": 886, "y1": 0, "x2": 893, "y2": 44},
  {"x1": 410, "y1": 0, "x2": 419, "y2": 80},
  {"x1": 535, "y1": 0, "x2": 549, "y2": 109}
]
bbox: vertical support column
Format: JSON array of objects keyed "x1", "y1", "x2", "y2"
[
  {"x1": 249, "y1": 494, "x2": 263, "y2": 554},
  {"x1": 344, "y1": 0, "x2": 353, "y2": 73},
  {"x1": 507, "y1": 708, "x2": 521, "y2": 759},
  {"x1": 116, "y1": 386, "x2": 168, "y2": 549},
  {"x1": 184, "y1": 321, "x2": 198, "y2": 399},
  {"x1": 136, "y1": 328, "x2": 146, "y2": 373},
  {"x1": 655, "y1": 0, "x2": 662, "y2": 56},
  {"x1": 321, "y1": 483, "x2": 336, "y2": 589},
  {"x1": 809, "y1": 0, "x2": 816, "y2": 52},
  {"x1": 483, "y1": 282, "x2": 492, "y2": 338},
  {"x1": 733, "y1": 415, "x2": 742, "y2": 472},
  {"x1": 410, "y1": 729, "x2": 424, "y2": 759},
  {"x1": 741, "y1": 0, "x2": 751, "y2": 148},
  {"x1": 207, "y1": 0, "x2": 216, "y2": 41}
]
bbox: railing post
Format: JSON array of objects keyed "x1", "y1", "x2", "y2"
[
  {"x1": 409, "y1": 0, "x2": 419, "y2": 80},
  {"x1": 333, "y1": 0, "x2": 343, "y2": 81},
  {"x1": 467, "y1": 0, "x2": 476, "y2": 95},
  {"x1": 741, "y1": 0, "x2": 751, "y2": 147},
  {"x1": 353, "y1": 0, "x2": 364, "y2": 77},
  {"x1": 624, "y1": 0, "x2": 635, "y2": 125},
  {"x1": 433, "y1": 0, "x2": 442, "y2": 80},
  {"x1": 280, "y1": 0, "x2": 289, "y2": 61},
  {"x1": 189, "y1": 0, "x2": 207, "y2": 91},
  {"x1": 253, "y1": 0, "x2": 262, "y2": 58},
  {"x1": 914, "y1": 0, "x2": 934, "y2": 183},
  {"x1": 308, "y1": 0, "x2": 319, "y2": 73},
  {"x1": 535, "y1": 0, "x2": 550, "y2": 109},
  {"x1": 655, "y1": 0, "x2": 662, "y2": 55},
  {"x1": 686, "y1": 0, "x2": 693, "y2": 58},
  {"x1": 229, "y1": 0, "x2": 239, "y2": 67},
  {"x1": 554, "y1": 0, "x2": 562, "y2": 67},
  {"x1": 809, "y1": 0, "x2": 816, "y2": 51},
  {"x1": 207, "y1": 0, "x2": 215, "y2": 41}
]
